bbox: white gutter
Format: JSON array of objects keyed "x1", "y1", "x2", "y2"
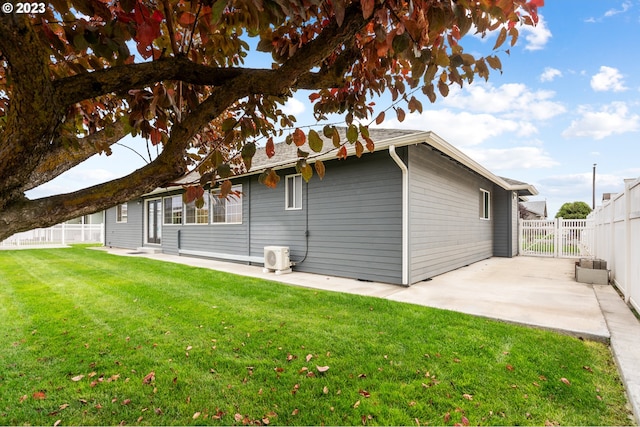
[{"x1": 388, "y1": 145, "x2": 409, "y2": 286}]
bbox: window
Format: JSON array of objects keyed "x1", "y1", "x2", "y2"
[
  {"x1": 185, "y1": 194, "x2": 210, "y2": 225},
  {"x1": 480, "y1": 189, "x2": 491, "y2": 220},
  {"x1": 163, "y1": 195, "x2": 183, "y2": 225},
  {"x1": 116, "y1": 203, "x2": 128, "y2": 223},
  {"x1": 211, "y1": 185, "x2": 243, "y2": 224},
  {"x1": 285, "y1": 174, "x2": 302, "y2": 210}
]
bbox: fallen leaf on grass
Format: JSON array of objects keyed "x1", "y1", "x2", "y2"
[
  {"x1": 291, "y1": 408, "x2": 299, "y2": 416},
  {"x1": 59, "y1": 403, "x2": 70, "y2": 410},
  {"x1": 583, "y1": 365, "x2": 593, "y2": 373},
  {"x1": 323, "y1": 386, "x2": 329, "y2": 394},
  {"x1": 506, "y1": 364, "x2": 514, "y2": 371},
  {"x1": 122, "y1": 399, "x2": 131, "y2": 405},
  {"x1": 71, "y1": 374, "x2": 84, "y2": 382},
  {"x1": 19, "y1": 395, "x2": 28, "y2": 403},
  {"x1": 142, "y1": 371, "x2": 155, "y2": 384},
  {"x1": 234, "y1": 413, "x2": 243, "y2": 422},
  {"x1": 193, "y1": 412, "x2": 201, "y2": 419},
  {"x1": 54, "y1": 420, "x2": 61, "y2": 427},
  {"x1": 306, "y1": 354, "x2": 313, "y2": 362},
  {"x1": 444, "y1": 412, "x2": 451, "y2": 423},
  {"x1": 316, "y1": 365, "x2": 329, "y2": 373},
  {"x1": 353, "y1": 400, "x2": 361, "y2": 408},
  {"x1": 560, "y1": 378, "x2": 571, "y2": 386},
  {"x1": 32, "y1": 391, "x2": 46, "y2": 400},
  {"x1": 359, "y1": 389, "x2": 371, "y2": 398},
  {"x1": 462, "y1": 393, "x2": 473, "y2": 400}
]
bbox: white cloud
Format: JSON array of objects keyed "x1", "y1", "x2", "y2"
[
  {"x1": 462, "y1": 146, "x2": 559, "y2": 170},
  {"x1": 281, "y1": 97, "x2": 306, "y2": 115},
  {"x1": 520, "y1": 14, "x2": 552, "y2": 51},
  {"x1": 604, "y1": 1, "x2": 632, "y2": 17},
  {"x1": 376, "y1": 109, "x2": 537, "y2": 147},
  {"x1": 540, "y1": 67, "x2": 562, "y2": 82},
  {"x1": 590, "y1": 66, "x2": 627, "y2": 92},
  {"x1": 562, "y1": 102, "x2": 640, "y2": 140},
  {"x1": 442, "y1": 82, "x2": 566, "y2": 121}
]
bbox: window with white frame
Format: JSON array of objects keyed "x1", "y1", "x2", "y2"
[
  {"x1": 185, "y1": 194, "x2": 210, "y2": 225},
  {"x1": 163, "y1": 195, "x2": 183, "y2": 225},
  {"x1": 285, "y1": 174, "x2": 302, "y2": 210},
  {"x1": 480, "y1": 189, "x2": 491, "y2": 220},
  {"x1": 211, "y1": 185, "x2": 243, "y2": 224},
  {"x1": 116, "y1": 203, "x2": 128, "y2": 223}
]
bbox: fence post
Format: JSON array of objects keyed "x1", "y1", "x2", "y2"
[
  {"x1": 61, "y1": 223, "x2": 66, "y2": 245},
  {"x1": 555, "y1": 217, "x2": 562, "y2": 258},
  {"x1": 624, "y1": 179, "x2": 633, "y2": 303}
]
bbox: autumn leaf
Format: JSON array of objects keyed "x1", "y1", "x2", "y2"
[
  {"x1": 54, "y1": 420, "x2": 62, "y2": 427},
  {"x1": 444, "y1": 412, "x2": 451, "y2": 423},
  {"x1": 32, "y1": 391, "x2": 46, "y2": 400},
  {"x1": 291, "y1": 408, "x2": 299, "y2": 416},
  {"x1": 314, "y1": 160, "x2": 325, "y2": 180},
  {"x1": 323, "y1": 386, "x2": 329, "y2": 394},
  {"x1": 193, "y1": 412, "x2": 201, "y2": 419},
  {"x1": 308, "y1": 130, "x2": 323, "y2": 153},
  {"x1": 316, "y1": 365, "x2": 329, "y2": 373},
  {"x1": 143, "y1": 371, "x2": 155, "y2": 384},
  {"x1": 265, "y1": 137, "x2": 275, "y2": 158},
  {"x1": 462, "y1": 393, "x2": 473, "y2": 400},
  {"x1": 359, "y1": 389, "x2": 371, "y2": 398},
  {"x1": 306, "y1": 354, "x2": 313, "y2": 362},
  {"x1": 506, "y1": 364, "x2": 514, "y2": 371},
  {"x1": 292, "y1": 128, "x2": 306, "y2": 147},
  {"x1": 560, "y1": 378, "x2": 571, "y2": 386},
  {"x1": 353, "y1": 400, "x2": 361, "y2": 408},
  {"x1": 122, "y1": 399, "x2": 132, "y2": 405},
  {"x1": 375, "y1": 111, "x2": 385, "y2": 125},
  {"x1": 71, "y1": 374, "x2": 85, "y2": 382}
]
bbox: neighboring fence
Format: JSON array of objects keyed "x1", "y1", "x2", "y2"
[
  {"x1": 587, "y1": 177, "x2": 640, "y2": 312},
  {"x1": 519, "y1": 218, "x2": 593, "y2": 258},
  {"x1": 0, "y1": 223, "x2": 104, "y2": 248}
]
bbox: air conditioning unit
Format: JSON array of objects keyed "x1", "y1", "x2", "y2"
[{"x1": 263, "y1": 246, "x2": 292, "y2": 274}]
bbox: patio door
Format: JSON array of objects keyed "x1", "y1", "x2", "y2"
[{"x1": 147, "y1": 199, "x2": 162, "y2": 245}]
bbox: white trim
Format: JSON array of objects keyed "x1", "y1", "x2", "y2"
[
  {"x1": 480, "y1": 188, "x2": 491, "y2": 220},
  {"x1": 184, "y1": 193, "x2": 210, "y2": 225},
  {"x1": 389, "y1": 145, "x2": 409, "y2": 286},
  {"x1": 163, "y1": 195, "x2": 183, "y2": 225},
  {"x1": 144, "y1": 197, "x2": 163, "y2": 246},
  {"x1": 116, "y1": 203, "x2": 128, "y2": 223},
  {"x1": 211, "y1": 184, "x2": 244, "y2": 224},
  {"x1": 285, "y1": 174, "x2": 303, "y2": 210},
  {"x1": 179, "y1": 249, "x2": 263, "y2": 264}
]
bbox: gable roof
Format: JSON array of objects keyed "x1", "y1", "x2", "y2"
[
  {"x1": 167, "y1": 128, "x2": 537, "y2": 196},
  {"x1": 520, "y1": 200, "x2": 548, "y2": 218}
]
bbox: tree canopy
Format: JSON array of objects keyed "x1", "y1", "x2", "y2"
[
  {"x1": 555, "y1": 201, "x2": 592, "y2": 219},
  {"x1": 0, "y1": 0, "x2": 543, "y2": 240}
]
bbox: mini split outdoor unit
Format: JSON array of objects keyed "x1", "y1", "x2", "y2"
[{"x1": 263, "y1": 246, "x2": 292, "y2": 275}]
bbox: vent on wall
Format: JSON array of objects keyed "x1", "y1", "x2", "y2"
[{"x1": 263, "y1": 246, "x2": 292, "y2": 275}]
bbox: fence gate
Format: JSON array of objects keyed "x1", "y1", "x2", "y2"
[{"x1": 519, "y1": 218, "x2": 593, "y2": 258}]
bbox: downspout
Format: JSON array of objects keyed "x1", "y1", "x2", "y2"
[{"x1": 389, "y1": 145, "x2": 409, "y2": 285}]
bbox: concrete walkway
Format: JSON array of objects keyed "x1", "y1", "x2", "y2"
[{"x1": 100, "y1": 248, "x2": 640, "y2": 424}]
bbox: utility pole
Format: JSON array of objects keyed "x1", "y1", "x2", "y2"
[{"x1": 592, "y1": 163, "x2": 597, "y2": 209}]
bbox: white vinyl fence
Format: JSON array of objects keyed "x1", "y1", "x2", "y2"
[
  {"x1": 0, "y1": 223, "x2": 104, "y2": 248},
  {"x1": 587, "y1": 177, "x2": 640, "y2": 312},
  {"x1": 519, "y1": 218, "x2": 593, "y2": 258}
]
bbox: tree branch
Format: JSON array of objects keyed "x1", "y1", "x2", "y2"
[{"x1": 22, "y1": 120, "x2": 127, "y2": 192}]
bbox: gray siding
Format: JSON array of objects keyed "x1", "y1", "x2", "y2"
[
  {"x1": 104, "y1": 202, "x2": 143, "y2": 249},
  {"x1": 407, "y1": 144, "x2": 493, "y2": 283},
  {"x1": 511, "y1": 193, "x2": 519, "y2": 256},
  {"x1": 250, "y1": 151, "x2": 404, "y2": 284},
  {"x1": 158, "y1": 185, "x2": 250, "y2": 257}
]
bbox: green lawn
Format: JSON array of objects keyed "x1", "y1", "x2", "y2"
[{"x1": 0, "y1": 247, "x2": 633, "y2": 426}]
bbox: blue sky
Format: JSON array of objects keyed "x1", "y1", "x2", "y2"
[{"x1": 28, "y1": 0, "x2": 640, "y2": 217}]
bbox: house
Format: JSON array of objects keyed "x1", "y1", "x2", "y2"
[
  {"x1": 104, "y1": 128, "x2": 537, "y2": 286},
  {"x1": 519, "y1": 200, "x2": 548, "y2": 220}
]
